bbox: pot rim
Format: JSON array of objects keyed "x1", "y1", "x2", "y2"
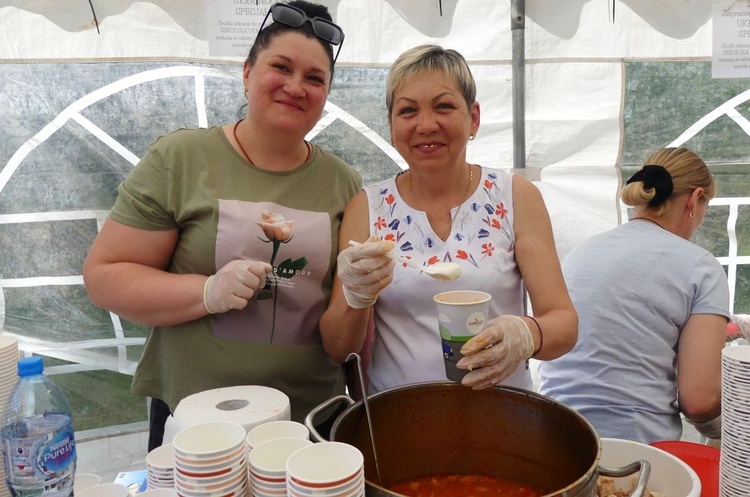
[{"x1": 330, "y1": 381, "x2": 604, "y2": 497}]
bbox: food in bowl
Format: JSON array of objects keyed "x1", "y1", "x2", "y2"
[
  {"x1": 597, "y1": 476, "x2": 665, "y2": 497},
  {"x1": 388, "y1": 473, "x2": 545, "y2": 497}
]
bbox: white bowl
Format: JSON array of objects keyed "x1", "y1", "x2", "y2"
[
  {"x1": 73, "y1": 473, "x2": 101, "y2": 493},
  {"x1": 76, "y1": 483, "x2": 129, "y2": 497},
  {"x1": 600, "y1": 437, "x2": 701, "y2": 497},
  {"x1": 246, "y1": 420, "x2": 309, "y2": 450},
  {"x1": 172, "y1": 421, "x2": 246, "y2": 458}
]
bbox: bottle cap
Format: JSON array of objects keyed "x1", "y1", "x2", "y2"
[{"x1": 17, "y1": 356, "x2": 44, "y2": 377}]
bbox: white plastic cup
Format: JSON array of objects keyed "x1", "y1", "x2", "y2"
[
  {"x1": 139, "y1": 489, "x2": 179, "y2": 497},
  {"x1": 73, "y1": 473, "x2": 101, "y2": 493},
  {"x1": 76, "y1": 482, "x2": 129, "y2": 497},
  {"x1": 286, "y1": 441, "x2": 364, "y2": 488},
  {"x1": 433, "y1": 290, "x2": 491, "y2": 381},
  {"x1": 172, "y1": 421, "x2": 246, "y2": 459},
  {"x1": 249, "y1": 436, "x2": 313, "y2": 476},
  {"x1": 246, "y1": 420, "x2": 310, "y2": 451}
]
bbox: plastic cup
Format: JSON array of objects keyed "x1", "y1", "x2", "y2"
[
  {"x1": 246, "y1": 420, "x2": 309, "y2": 451},
  {"x1": 139, "y1": 489, "x2": 179, "y2": 496},
  {"x1": 433, "y1": 290, "x2": 491, "y2": 381},
  {"x1": 76, "y1": 483, "x2": 129, "y2": 497},
  {"x1": 73, "y1": 473, "x2": 101, "y2": 493}
]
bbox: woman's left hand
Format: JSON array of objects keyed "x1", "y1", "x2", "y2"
[{"x1": 456, "y1": 315, "x2": 534, "y2": 389}]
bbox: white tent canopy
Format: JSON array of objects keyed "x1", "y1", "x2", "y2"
[{"x1": 1, "y1": 0, "x2": 748, "y2": 476}]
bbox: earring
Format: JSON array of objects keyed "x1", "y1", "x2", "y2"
[
  {"x1": 244, "y1": 89, "x2": 248, "y2": 98},
  {"x1": 469, "y1": 133, "x2": 476, "y2": 141},
  {"x1": 689, "y1": 212, "x2": 695, "y2": 218}
]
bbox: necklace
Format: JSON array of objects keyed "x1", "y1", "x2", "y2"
[
  {"x1": 631, "y1": 216, "x2": 666, "y2": 230},
  {"x1": 232, "y1": 120, "x2": 311, "y2": 166},
  {"x1": 408, "y1": 162, "x2": 474, "y2": 233}
]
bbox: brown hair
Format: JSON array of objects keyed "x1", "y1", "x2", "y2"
[{"x1": 621, "y1": 147, "x2": 715, "y2": 216}]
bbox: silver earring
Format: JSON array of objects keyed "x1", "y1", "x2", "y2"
[
  {"x1": 469, "y1": 133, "x2": 475, "y2": 141},
  {"x1": 689, "y1": 212, "x2": 695, "y2": 218}
]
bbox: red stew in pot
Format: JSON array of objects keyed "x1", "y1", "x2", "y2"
[{"x1": 388, "y1": 473, "x2": 545, "y2": 497}]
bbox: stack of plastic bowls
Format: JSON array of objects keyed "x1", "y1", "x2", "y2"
[
  {"x1": 285, "y1": 442, "x2": 365, "y2": 497},
  {"x1": 720, "y1": 345, "x2": 750, "y2": 496},
  {"x1": 247, "y1": 437, "x2": 313, "y2": 496},
  {"x1": 146, "y1": 442, "x2": 176, "y2": 490},
  {"x1": 0, "y1": 335, "x2": 19, "y2": 497},
  {"x1": 246, "y1": 420, "x2": 310, "y2": 453},
  {"x1": 172, "y1": 421, "x2": 248, "y2": 497}
]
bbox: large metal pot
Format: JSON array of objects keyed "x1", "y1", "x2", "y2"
[{"x1": 305, "y1": 382, "x2": 648, "y2": 497}]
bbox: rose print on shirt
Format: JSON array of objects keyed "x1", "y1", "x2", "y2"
[{"x1": 255, "y1": 210, "x2": 308, "y2": 343}]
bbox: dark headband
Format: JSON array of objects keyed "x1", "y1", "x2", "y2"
[{"x1": 625, "y1": 164, "x2": 674, "y2": 206}]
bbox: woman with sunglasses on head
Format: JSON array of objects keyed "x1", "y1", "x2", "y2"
[
  {"x1": 538, "y1": 147, "x2": 729, "y2": 444},
  {"x1": 83, "y1": 1, "x2": 358, "y2": 450},
  {"x1": 320, "y1": 45, "x2": 578, "y2": 394}
]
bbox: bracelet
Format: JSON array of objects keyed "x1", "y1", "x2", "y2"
[{"x1": 525, "y1": 315, "x2": 543, "y2": 357}]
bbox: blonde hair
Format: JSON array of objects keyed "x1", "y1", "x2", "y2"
[
  {"x1": 621, "y1": 147, "x2": 715, "y2": 216},
  {"x1": 386, "y1": 44, "x2": 476, "y2": 117}
]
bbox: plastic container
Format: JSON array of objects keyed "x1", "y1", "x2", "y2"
[
  {"x1": 600, "y1": 437, "x2": 701, "y2": 497},
  {"x1": 0, "y1": 357, "x2": 77, "y2": 497},
  {"x1": 651, "y1": 440, "x2": 720, "y2": 497}
]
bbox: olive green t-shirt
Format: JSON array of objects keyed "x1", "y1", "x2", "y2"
[{"x1": 110, "y1": 126, "x2": 362, "y2": 420}]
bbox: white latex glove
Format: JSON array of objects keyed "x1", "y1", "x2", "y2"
[
  {"x1": 203, "y1": 260, "x2": 273, "y2": 314},
  {"x1": 456, "y1": 315, "x2": 534, "y2": 390},
  {"x1": 337, "y1": 237, "x2": 395, "y2": 309},
  {"x1": 685, "y1": 413, "x2": 722, "y2": 440},
  {"x1": 730, "y1": 314, "x2": 750, "y2": 341}
]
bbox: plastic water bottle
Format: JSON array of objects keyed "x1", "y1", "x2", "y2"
[{"x1": 0, "y1": 357, "x2": 77, "y2": 497}]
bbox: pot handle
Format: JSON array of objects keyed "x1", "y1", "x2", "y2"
[
  {"x1": 598, "y1": 460, "x2": 651, "y2": 497},
  {"x1": 304, "y1": 395, "x2": 355, "y2": 443}
]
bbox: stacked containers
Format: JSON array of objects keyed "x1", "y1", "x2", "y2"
[
  {"x1": 0, "y1": 336, "x2": 19, "y2": 497},
  {"x1": 146, "y1": 442, "x2": 176, "y2": 490},
  {"x1": 285, "y1": 442, "x2": 364, "y2": 497},
  {"x1": 172, "y1": 421, "x2": 248, "y2": 497},
  {"x1": 720, "y1": 345, "x2": 750, "y2": 496}
]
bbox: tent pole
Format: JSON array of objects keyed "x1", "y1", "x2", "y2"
[{"x1": 510, "y1": 0, "x2": 526, "y2": 170}]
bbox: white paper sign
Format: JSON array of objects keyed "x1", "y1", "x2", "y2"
[
  {"x1": 206, "y1": 0, "x2": 275, "y2": 58},
  {"x1": 713, "y1": 3, "x2": 750, "y2": 78}
]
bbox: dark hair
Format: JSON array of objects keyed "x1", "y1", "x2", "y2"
[{"x1": 246, "y1": 1, "x2": 336, "y2": 76}]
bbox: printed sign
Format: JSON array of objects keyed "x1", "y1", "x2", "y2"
[
  {"x1": 207, "y1": 0, "x2": 274, "y2": 58},
  {"x1": 713, "y1": 3, "x2": 750, "y2": 78}
]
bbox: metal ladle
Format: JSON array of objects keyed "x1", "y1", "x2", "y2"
[{"x1": 346, "y1": 352, "x2": 382, "y2": 485}]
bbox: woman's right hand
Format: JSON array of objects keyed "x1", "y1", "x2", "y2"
[
  {"x1": 337, "y1": 237, "x2": 395, "y2": 309},
  {"x1": 203, "y1": 260, "x2": 274, "y2": 314}
]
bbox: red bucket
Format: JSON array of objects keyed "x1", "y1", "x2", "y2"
[{"x1": 650, "y1": 440, "x2": 720, "y2": 497}]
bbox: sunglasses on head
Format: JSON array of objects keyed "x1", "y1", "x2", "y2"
[{"x1": 259, "y1": 3, "x2": 345, "y2": 64}]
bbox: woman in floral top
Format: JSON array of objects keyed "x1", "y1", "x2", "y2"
[{"x1": 321, "y1": 44, "x2": 578, "y2": 393}]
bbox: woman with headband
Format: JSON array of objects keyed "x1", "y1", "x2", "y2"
[
  {"x1": 539, "y1": 147, "x2": 730, "y2": 444},
  {"x1": 83, "y1": 1, "x2": 358, "y2": 449}
]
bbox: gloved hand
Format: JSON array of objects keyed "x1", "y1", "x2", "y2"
[
  {"x1": 456, "y1": 315, "x2": 534, "y2": 390},
  {"x1": 685, "y1": 413, "x2": 722, "y2": 440},
  {"x1": 203, "y1": 260, "x2": 273, "y2": 314},
  {"x1": 730, "y1": 314, "x2": 750, "y2": 341},
  {"x1": 337, "y1": 237, "x2": 395, "y2": 309}
]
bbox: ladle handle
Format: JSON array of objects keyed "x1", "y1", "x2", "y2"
[
  {"x1": 303, "y1": 395, "x2": 355, "y2": 443},
  {"x1": 599, "y1": 460, "x2": 651, "y2": 497}
]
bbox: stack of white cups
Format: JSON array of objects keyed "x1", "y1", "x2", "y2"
[
  {"x1": 247, "y1": 437, "x2": 313, "y2": 496},
  {"x1": 285, "y1": 442, "x2": 365, "y2": 497},
  {"x1": 146, "y1": 442, "x2": 175, "y2": 490},
  {"x1": 245, "y1": 420, "x2": 310, "y2": 496},
  {"x1": 0, "y1": 335, "x2": 20, "y2": 497},
  {"x1": 720, "y1": 345, "x2": 750, "y2": 496},
  {"x1": 172, "y1": 421, "x2": 248, "y2": 496}
]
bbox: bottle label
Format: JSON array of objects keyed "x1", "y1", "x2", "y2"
[
  {"x1": 39, "y1": 426, "x2": 75, "y2": 474},
  {"x1": 1, "y1": 414, "x2": 77, "y2": 490}
]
